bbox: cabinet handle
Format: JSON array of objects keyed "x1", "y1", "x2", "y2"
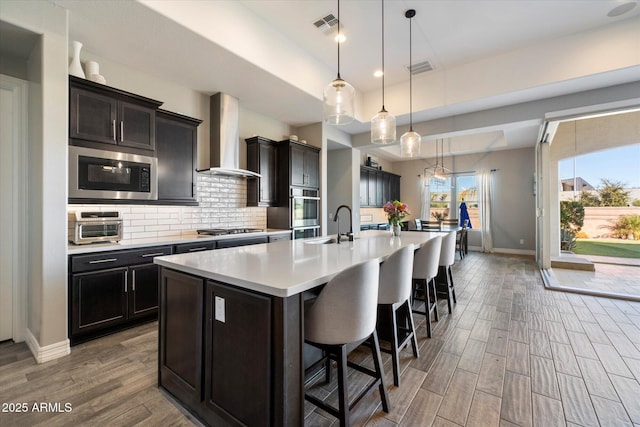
[
  {"x1": 124, "y1": 273, "x2": 128, "y2": 293},
  {"x1": 141, "y1": 252, "x2": 165, "y2": 258},
  {"x1": 120, "y1": 121, "x2": 124, "y2": 141},
  {"x1": 132, "y1": 270, "x2": 136, "y2": 291},
  {"x1": 188, "y1": 247, "x2": 208, "y2": 252},
  {"x1": 88, "y1": 258, "x2": 117, "y2": 264},
  {"x1": 112, "y1": 120, "x2": 116, "y2": 141}
]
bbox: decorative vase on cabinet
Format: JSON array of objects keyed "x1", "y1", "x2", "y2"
[{"x1": 69, "y1": 41, "x2": 85, "y2": 78}]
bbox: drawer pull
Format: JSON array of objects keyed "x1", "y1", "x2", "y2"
[
  {"x1": 88, "y1": 258, "x2": 117, "y2": 264},
  {"x1": 188, "y1": 247, "x2": 208, "y2": 252},
  {"x1": 141, "y1": 252, "x2": 165, "y2": 258}
]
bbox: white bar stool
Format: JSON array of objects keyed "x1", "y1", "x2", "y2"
[
  {"x1": 411, "y1": 235, "x2": 442, "y2": 338},
  {"x1": 377, "y1": 245, "x2": 419, "y2": 387},
  {"x1": 304, "y1": 259, "x2": 390, "y2": 426},
  {"x1": 437, "y1": 231, "x2": 458, "y2": 313}
]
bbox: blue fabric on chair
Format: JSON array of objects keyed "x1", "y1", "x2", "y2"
[{"x1": 459, "y1": 201, "x2": 472, "y2": 228}]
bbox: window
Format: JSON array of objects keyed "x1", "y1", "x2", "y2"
[{"x1": 427, "y1": 174, "x2": 478, "y2": 227}]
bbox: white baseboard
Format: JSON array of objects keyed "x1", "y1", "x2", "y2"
[
  {"x1": 490, "y1": 247, "x2": 535, "y2": 256},
  {"x1": 467, "y1": 246, "x2": 535, "y2": 256},
  {"x1": 25, "y1": 328, "x2": 70, "y2": 364}
]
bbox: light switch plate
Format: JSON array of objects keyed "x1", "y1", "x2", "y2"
[{"x1": 215, "y1": 296, "x2": 225, "y2": 323}]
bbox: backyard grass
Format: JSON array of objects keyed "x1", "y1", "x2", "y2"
[{"x1": 573, "y1": 238, "x2": 640, "y2": 259}]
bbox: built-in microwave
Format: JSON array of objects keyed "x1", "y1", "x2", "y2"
[
  {"x1": 291, "y1": 187, "x2": 319, "y2": 228},
  {"x1": 69, "y1": 146, "x2": 158, "y2": 200}
]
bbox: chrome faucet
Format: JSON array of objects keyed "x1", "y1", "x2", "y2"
[{"x1": 333, "y1": 205, "x2": 354, "y2": 244}]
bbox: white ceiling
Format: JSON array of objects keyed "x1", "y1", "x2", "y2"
[{"x1": 49, "y1": 0, "x2": 640, "y2": 160}]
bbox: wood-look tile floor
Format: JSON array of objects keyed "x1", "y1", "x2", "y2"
[{"x1": 1, "y1": 252, "x2": 640, "y2": 427}]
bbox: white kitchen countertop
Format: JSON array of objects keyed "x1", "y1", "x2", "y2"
[
  {"x1": 67, "y1": 229, "x2": 291, "y2": 255},
  {"x1": 154, "y1": 230, "x2": 448, "y2": 298}
]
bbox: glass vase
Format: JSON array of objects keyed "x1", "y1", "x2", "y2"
[{"x1": 391, "y1": 223, "x2": 401, "y2": 237}]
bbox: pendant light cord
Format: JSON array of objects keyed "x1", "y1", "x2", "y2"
[
  {"x1": 381, "y1": 0, "x2": 385, "y2": 111},
  {"x1": 337, "y1": 0, "x2": 341, "y2": 79},
  {"x1": 408, "y1": 11, "x2": 413, "y2": 131}
]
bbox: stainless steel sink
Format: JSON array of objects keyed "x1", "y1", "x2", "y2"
[{"x1": 304, "y1": 238, "x2": 337, "y2": 245}]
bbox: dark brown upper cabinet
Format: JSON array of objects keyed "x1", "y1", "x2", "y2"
[
  {"x1": 277, "y1": 139, "x2": 320, "y2": 191},
  {"x1": 246, "y1": 136, "x2": 278, "y2": 207},
  {"x1": 359, "y1": 166, "x2": 401, "y2": 208},
  {"x1": 69, "y1": 76, "x2": 162, "y2": 153},
  {"x1": 156, "y1": 110, "x2": 202, "y2": 205}
]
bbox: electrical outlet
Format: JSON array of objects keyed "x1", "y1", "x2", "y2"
[
  {"x1": 520, "y1": 239, "x2": 524, "y2": 245},
  {"x1": 329, "y1": 213, "x2": 333, "y2": 220},
  {"x1": 215, "y1": 296, "x2": 225, "y2": 323}
]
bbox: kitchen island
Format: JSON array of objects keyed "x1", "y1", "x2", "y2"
[{"x1": 154, "y1": 230, "x2": 444, "y2": 426}]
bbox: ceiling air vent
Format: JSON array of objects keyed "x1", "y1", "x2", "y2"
[
  {"x1": 313, "y1": 13, "x2": 340, "y2": 35},
  {"x1": 407, "y1": 59, "x2": 434, "y2": 75}
]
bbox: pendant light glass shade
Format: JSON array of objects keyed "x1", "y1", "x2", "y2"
[
  {"x1": 323, "y1": 0, "x2": 355, "y2": 125},
  {"x1": 371, "y1": 0, "x2": 396, "y2": 144},
  {"x1": 371, "y1": 108, "x2": 396, "y2": 144},
  {"x1": 400, "y1": 130, "x2": 421, "y2": 157},
  {"x1": 323, "y1": 76, "x2": 355, "y2": 125},
  {"x1": 400, "y1": 9, "x2": 420, "y2": 158}
]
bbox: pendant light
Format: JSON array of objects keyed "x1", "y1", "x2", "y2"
[
  {"x1": 400, "y1": 9, "x2": 421, "y2": 158},
  {"x1": 323, "y1": 0, "x2": 355, "y2": 125},
  {"x1": 371, "y1": 0, "x2": 396, "y2": 144}
]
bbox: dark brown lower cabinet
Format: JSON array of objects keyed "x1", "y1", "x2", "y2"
[
  {"x1": 129, "y1": 263, "x2": 160, "y2": 319},
  {"x1": 204, "y1": 281, "x2": 272, "y2": 427},
  {"x1": 71, "y1": 267, "x2": 128, "y2": 336},
  {"x1": 68, "y1": 245, "x2": 171, "y2": 345}
]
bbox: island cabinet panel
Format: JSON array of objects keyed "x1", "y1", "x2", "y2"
[
  {"x1": 159, "y1": 269, "x2": 204, "y2": 411},
  {"x1": 204, "y1": 282, "x2": 272, "y2": 427},
  {"x1": 158, "y1": 267, "x2": 304, "y2": 426}
]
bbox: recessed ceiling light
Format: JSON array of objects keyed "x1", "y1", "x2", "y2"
[
  {"x1": 608, "y1": 1, "x2": 637, "y2": 17},
  {"x1": 335, "y1": 33, "x2": 346, "y2": 43},
  {"x1": 374, "y1": 70, "x2": 383, "y2": 77}
]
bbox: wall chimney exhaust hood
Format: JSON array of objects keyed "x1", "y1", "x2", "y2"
[{"x1": 197, "y1": 92, "x2": 261, "y2": 178}]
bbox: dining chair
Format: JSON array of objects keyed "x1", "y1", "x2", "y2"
[
  {"x1": 441, "y1": 218, "x2": 459, "y2": 227},
  {"x1": 423, "y1": 221, "x2": 441, "y2": 230},
  {"x1": 414, "y1": 218, "x2": 423, "y2": 230},
  {"x1": 456, "y1": 227, "x2": 467, "y2": 259},
  {"x1": 377, "y1": 245, "x2": 419, "y2": 387},
  {"x1": 411, "y1": 235, "x2": 442, "y2": 338},
  {"x1": 304, "y1": 259, "x2": 390, "y2": 426}
]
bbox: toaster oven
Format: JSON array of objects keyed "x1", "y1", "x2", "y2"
[{"x1": 68, "y1": 211, "x2": 123, "y2": 244}]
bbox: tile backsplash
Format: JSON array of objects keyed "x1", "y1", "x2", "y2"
[{"x1": 69, "y1": 175, "x2": 267, "y2": 240}]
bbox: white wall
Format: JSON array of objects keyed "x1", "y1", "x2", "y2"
[
  {"x1": 2, "y1": 0, "x2": 70, "y2": 359},
  {"x1": 390, "y1": 147, "x2": 537, "y2": 253}
]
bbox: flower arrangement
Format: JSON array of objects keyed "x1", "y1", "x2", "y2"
[{"x1": 383, "y1": 200, "x2": 411, "y2": 226}]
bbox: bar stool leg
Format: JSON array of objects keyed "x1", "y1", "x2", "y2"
[
  {"x1": 337, "y1": 345, "x2": 349, "y2": 427},
  {"x1": 369, "y1": 330, "x2": 390, "y2": 413},
  {"x1": 430, "y1": 278, "x2": 439, "y2": 322},
  {"x1": 448, "y1": 266, "x2": 457, "y2": 303},
  {"x1": 389, "y1": 305, "x2": 401, "y2": 387},
  {"x1": 405, "y1": 300, "x2": 419, "y2": 358}
]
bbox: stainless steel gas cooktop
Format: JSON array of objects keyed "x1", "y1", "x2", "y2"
[{"x1": 196, "y1": 228, "x2": 264, "y2": 236}]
